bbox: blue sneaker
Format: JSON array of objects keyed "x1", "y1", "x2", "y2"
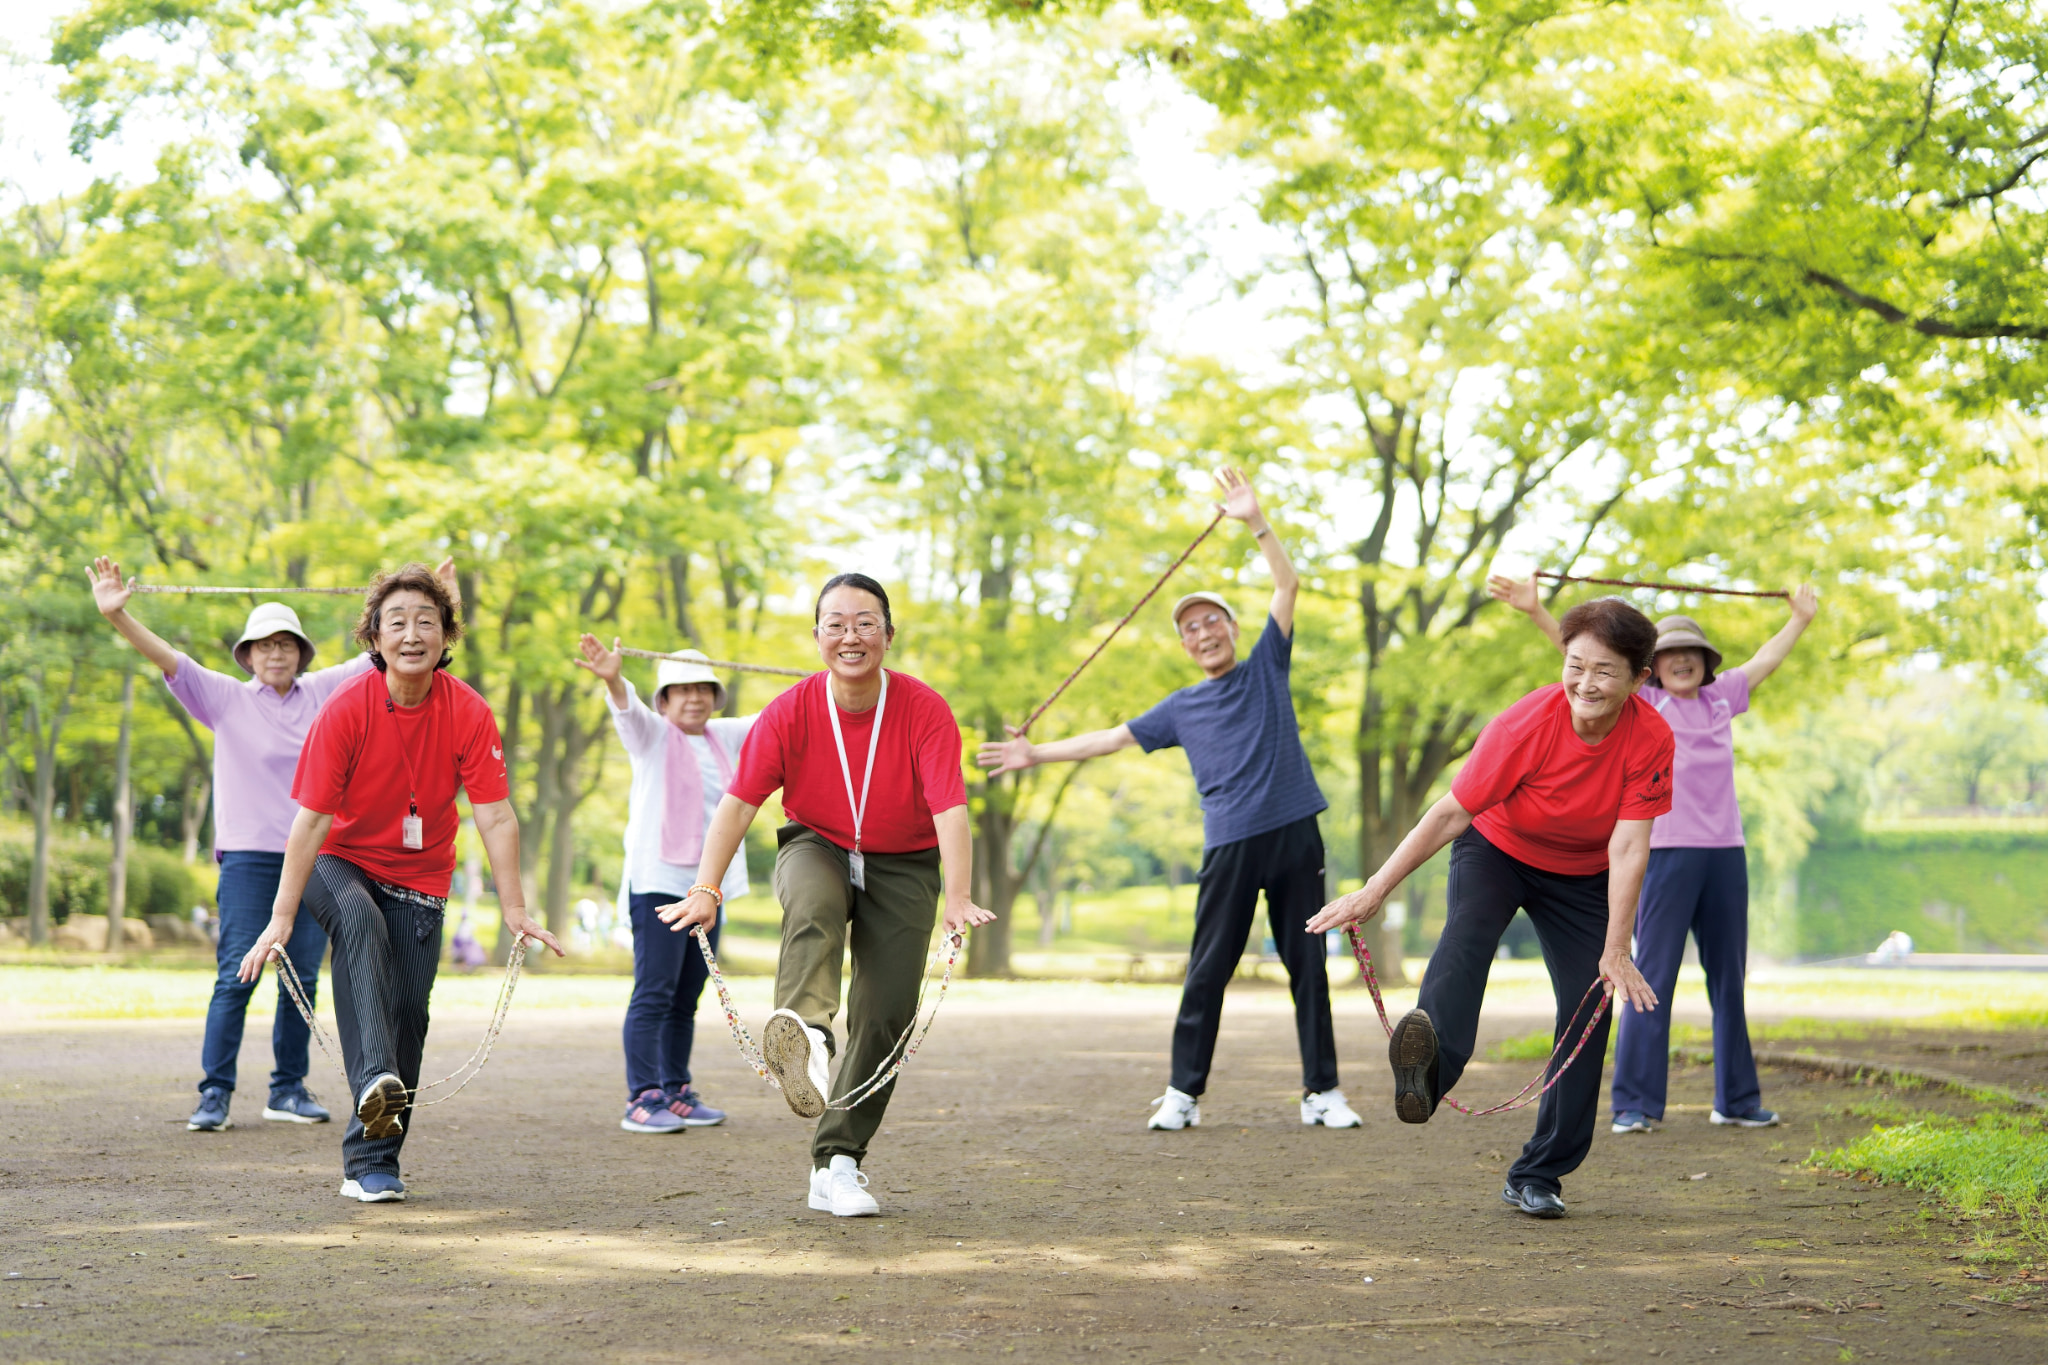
[
  {"x1": 666, "y1": 1085, "x2": 726, "y2": 1127},
  {"x1": 339, "y1": 1172, "x2": 406, "y2": 1203},
  {"x1": 264, "y1": 1085, "x2": 332, "y2": 1124},
  {"x1": 621, "y1": 1088, "x2": 685, "y2": 1134},
  {"x1": 187, "y1": 1086, "x2": 232, "y2": 1132},
  {"x1": 1611, "y1": 1111, "x2": 1653, "y2": 1134},
  {"x1": 1710, "y1": 1108, "x2": 1781, "y2": 1128}
]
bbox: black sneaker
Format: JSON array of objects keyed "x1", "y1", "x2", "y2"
[
  {"x1": 187, "y1": 1086, "x2": 232, "y2": 1132},
  {"x1": 1387, "y1": 1008, "x2": 1438, "y2": 1124},
  {"x1": 1501, "y1": 1180, "x2": 1567, "y2": 1218}
]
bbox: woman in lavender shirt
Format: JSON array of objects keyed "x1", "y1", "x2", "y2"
[
  {"x1": 90, "y1": 556, "x2": 458, "y2": 1134},
  {"x1": 1491, "y1": 575, "x2": 1818, "y2": 1133}
]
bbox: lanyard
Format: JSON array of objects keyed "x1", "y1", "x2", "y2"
[
  {"x1": 382, "y1": 675, "x2": 429, "y2": 847},
  {"x1": 825, "y1": 670, "x2": 887, "y2": 884}
]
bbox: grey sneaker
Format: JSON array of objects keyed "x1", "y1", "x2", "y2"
[
  {"x1": 264, "y1": 1085, "x2": 331, "y2": 1124},
  {"x1": 1710, "y1": 1108, "x2": 1781, "y2": 1128},
  {"x1": 620, "y1": 1088, "x2": 686, "y2": 1134},
  {"x1": 187, "y1": 1086, "x2": 232, "y2": 1132}
]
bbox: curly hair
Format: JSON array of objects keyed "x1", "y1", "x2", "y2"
[
  {"x1": 1557, "y1": 597, "x2": 1658, "y2": 676},
  {"x1": 353, "y1": 563, "x2": 463, "y2": 671}
]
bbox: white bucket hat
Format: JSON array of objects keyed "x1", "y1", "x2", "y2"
[
  {"x1": 654, "y1": 650, "x2": 728, "y2": 711},
  {"x1": 1170, "y1": 591, "x2": 1237, "y2": 629},
  {"x1": 232, "y1": 602, "x2": 316, "y2": 676}
]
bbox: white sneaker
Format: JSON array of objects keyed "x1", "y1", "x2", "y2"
[
  {"x1": 762, "y1": 1009, "x2": 830, "y2": 1119},
  {"x1": 1301, "y1": 1088, "x2": 1363, "y2": 1128},
  {"x1": 807, "y1": 1155, "x2": 879, "y2": 1217},
  {"x1": 1147, "y1": 1087, "x2": 1200, "y2": 1131}
]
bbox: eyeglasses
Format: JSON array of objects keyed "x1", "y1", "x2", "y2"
[
  {"x1": 1178, "y1": 611, "x2": 1228, "y2": 640},
  {"x1": 816, "y1": 620, "x2": 884, "y2": 640}
]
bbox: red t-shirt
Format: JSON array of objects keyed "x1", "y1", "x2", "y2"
[
  {"x1": 291, "y1": 669, "x2": 510, "y2": 896},
  {"x1": 1450, "y1": 684, "x2": 1674, "y2": 876},
  {"x1": 728, "y1": 670, "x2": 967, "y2": 854}
]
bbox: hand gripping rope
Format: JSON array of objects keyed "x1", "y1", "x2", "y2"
[
  {"x1": 691, "y1": 924, "x2": 967, "y2": 1111},
  {"x1": 267, "y1": 935, "x2": 535, "y2": 1107},
  {"x1": 1343, "y1": 925, "x2": 1611, "y2": 1116},
  {"x1": 1534, "y1": 571, "x2": 1789, "y2": 600}
]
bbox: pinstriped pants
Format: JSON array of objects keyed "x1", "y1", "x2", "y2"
[{"x1": 300, "y1": 854, "x2": 443, "y2": 1179}]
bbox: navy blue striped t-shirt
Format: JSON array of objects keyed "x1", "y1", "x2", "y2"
[{"x1": 1125, "y1": 615, "x2": 1327, "y2": 849}]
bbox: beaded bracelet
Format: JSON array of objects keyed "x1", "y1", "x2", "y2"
[{"x1": 687, "y1": 882, "x2": 724, "y2": 907}]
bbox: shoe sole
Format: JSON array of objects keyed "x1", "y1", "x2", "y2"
[
  {"x1": 356, "y1": 1076, "x2": 408, "y2": 1140},
  {"x1": 339, "y1": 1179, "x2": 406, "y2": 1204},
  {"x1": 1388, "y1": 1009, "x2": 1437, "y2": 1125},
  {"x1": 1709, "y1": 1112, "x2": 1780, "y2": 1128},
  {"x1": 762, "y1": 1013, "x2": 826, "y2": 1119},
  {"x1": 620, "y1": 1118, "x2": 687, "y2": 1134},
  {"x1": 186, "y1": 1118, "x2": 232, "y2": 1132},
  {"x1": 678, "y1": 1116, "x2": 725, "y2": 1127},
  {"x1": 1302, "y1": 1109, "x2": 1362, "y2": 1128},
  {"x1": 262, "y1": 1108, "x2": 329, "y2": 1124}
]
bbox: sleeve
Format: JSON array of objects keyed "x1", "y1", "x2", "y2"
[
  {"x1": 1450, "y1": 708, "x2": 1532, "y2": 817},
  {"x1": 298, "y1": 652, "x2": 378, "y2": 706},
  {"x1": 1618, "y1": 710, "x2": 1677, "y2": 821},
  {"x1": 1249, "y1": 613, "x2": 1292, "y2": 671},
  {"x1": 912, "y1": 690, "x2": 968, "y2": 815},
  {"x1": 290, "y1": 698, "x2": 361, "y2": 816},
  {"x1": 161, "y1": 652, "x2": 241, "y2": 731},
  {"x1": 605, "y1": 679, "x2": 667, "y2": 756},
  {"x1": 1712, "y1": 668, "x2": 1752, "y2": 718},
  {"x1": 1124, "y1": 692, "x2": 1181, "y2": 753},
  {"x1": 454, "y1": 691, "x2": 511, "y2": 804},
  {"x1": 726, "y1": 697, "x2": 790, "y2": 807}
]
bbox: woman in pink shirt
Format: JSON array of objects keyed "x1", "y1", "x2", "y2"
[{"x1": 1491, "y1": 575, "x2": 1818, "y2": 1134}]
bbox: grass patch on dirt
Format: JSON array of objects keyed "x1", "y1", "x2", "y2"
[{"x1": 1814, "y1": 1110, "x2": 2048, "y2": 1225}]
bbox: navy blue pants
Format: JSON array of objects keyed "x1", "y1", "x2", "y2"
[
  {"x1": 199, "y1": 851, "x2": 328, "y2": 1096},
  {"x1": 623, "y1": 892, "x2": 719, "y2": 1097},
  {"x1": 1610, "y1": 847, "x2": 1762, "y2": 1120}
]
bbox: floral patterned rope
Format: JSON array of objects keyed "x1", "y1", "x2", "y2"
[
  {"x1": 691, "y1": 925, "x2": 967, "y2": 1111},
  {"x1": 1344, "y1": 925, "x2": 1611, "y2": 1117},
  {"x1": 268, "y1": 934, "x2": 533, "y2": 1106}
]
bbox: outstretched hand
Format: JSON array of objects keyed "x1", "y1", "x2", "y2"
[
  {"x1": 1600, "y1": 946, "x2": 1659, "y2": 1014},
  {"x1": 1486, "y1": 572, "x2": 1540, "y2": 614},
  {"x1": 944, "y1": 899, "x2": 996, "y2": 935},
  {"x1": 975, "y1": 725, "x2": 1036, "y2": 775},
  {"x1": 573, "y1": 633, "x2": 625, "y2": 685},
  {"x1": 1787, "y1": 583, "x2": 1819, "y2": 625},
  {"x1": 1306, "y1": 883, "x2": 1385, "y2": 934},
  {"x1": 88, "y1": 556, "x2": 133, "y2": 616},
  {"x1": 434, "y1": 556, "x2": 462, "y2": 610},
  {"x1": 1215, "y1": 465, "x2": 1260, "y2": 523}
]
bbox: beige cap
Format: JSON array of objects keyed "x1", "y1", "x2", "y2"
[
  {"x1": 1170, "y1": 591, "x2": 1237, "y2": 628},
  {"x1": 654, "y1": 650, "x2": 728, "y2": 710},
  {"x1": 232, "y1": 602, "x2": 316, "y2": 675},
  {"x1": 1652, "y1": 614, "x2": 1722, "y2": 680}
]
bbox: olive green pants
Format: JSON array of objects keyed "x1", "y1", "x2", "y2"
[{"x1": 771, "y1": 824, "x2": 943, "y2": 1167}]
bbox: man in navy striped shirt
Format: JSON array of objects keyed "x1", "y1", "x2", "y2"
[{"x1": 978, "y1": 468, "x2": 1356, "y2": 1132}]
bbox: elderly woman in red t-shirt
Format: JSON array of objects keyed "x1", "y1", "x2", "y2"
[
  {"x1": 1310, "y1": 598, "x2": 1670, "y2": 1219},
  {"x1": 236, "y1": 564, "x2": 562, "y2": 1204},
  {"x1": 661, "y1": 571, "x2": 993, "y2": 1219}
]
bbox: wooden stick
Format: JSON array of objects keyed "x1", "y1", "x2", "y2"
[
  {"x1": 1536, "y1": 571, "x2": 1789, "y2": 600},
  {"x1": 131, "y1": 584, "x2": 367, "y2": 596},
  {"x1": 615, "y1": 645, "x2": 815, "y2": 679}
]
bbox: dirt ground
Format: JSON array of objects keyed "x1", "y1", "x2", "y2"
[{"x1": 3, "y1": 977, "x2": 2042, "y2": 1364}]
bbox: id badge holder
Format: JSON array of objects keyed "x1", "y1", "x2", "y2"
[
  {"x1": 402, "y1": 809, "x2": 424, "y2": 850},
  {"x1": 848, "y1": 849, "x2": 866, "y2": 890}
]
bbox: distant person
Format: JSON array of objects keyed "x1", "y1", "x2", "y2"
[
  {"x1": 660, "y1": 573, "x2": 993, "y2": 1217},
  {"x1": 235, "y1": 563, "x2": 561, "y2": 1203},
  {"x1": 1311, "y1": 598, "x2": 1670, "y2": 1219},
  {"x1": 88, "y1": 556, "x2": 457, "y2": 1133},
  {"x1": 575, "y1": 637, "x2": 757, "y2": 1135},
  {"x1": 978, "y1": 468, "x2": 1358, "y2": 1133},
  {"x1": 1492, "y1": 575, "x2": 1818, "y2": 1134}
]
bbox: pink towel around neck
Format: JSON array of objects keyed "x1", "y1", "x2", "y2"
[{"x1": 660, "y1": 724, "x2": 735, "y2": 867}]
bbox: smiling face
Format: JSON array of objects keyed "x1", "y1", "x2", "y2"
[
  {"x1": 244, "y1": 632, "x2": 305, "y2": 690},
  {"x1": 1561, "y1": 632, "x2": 1650, "y2": 733},
  {"x1": 660, "y1": 681, "x2": 718, "y2": 734},
  {"x1": 1655, "y1": 647, "x2": 1707, "y2": 694},
  {"x1": 1175, "y1": 603, "x2": 1239, "y2": 677},
  {"x1": 374, "y1": 588, "x2": 446, "y2": 686},
  {"x1": 813, "y1": 585, "x2": 892, "y2": 686}
]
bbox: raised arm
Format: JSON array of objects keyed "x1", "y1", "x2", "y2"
[
  {"x1": 1307, "y1": 792, "x2": 1474, "y2": 932},
  {"x1": 1486, "y1": 572, "x2": 1565, "y2": 652},
  {"x1": 1735, "y1": 585, "x2": 1818, "y2": 690},
  {"x1": 574, "y1": 633, "x2": 631, "y2": 709},
  {"x1": 1217, "y1": 465, "x2": 1299, "y2": 636},
  {"x1": 88, "y1": 557, "x2": 183, "y2": 677},
  {"x1": 977, "y1": 723, "x2": 1136, "y2": 776}
]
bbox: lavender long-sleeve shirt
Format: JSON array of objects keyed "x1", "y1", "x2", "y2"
[{"x1": 164, "y1": 650, "x2": 378, "y2": 857}]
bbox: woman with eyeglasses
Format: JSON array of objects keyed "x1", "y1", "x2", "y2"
[
  {"x1": 660, "y1": 572, "x2": 993, "y2": 1217},
  {"x1": 1309, "y1": 597, "x2": 1671, "y2": 1220}
]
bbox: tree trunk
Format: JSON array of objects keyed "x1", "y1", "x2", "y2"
[
  {"x1": 0, "y1": 688, "x2": 17, "y2": 819},
  {"x1": 179, "y1": 766, "x2": 211, "y2": 864},
  {"x1": 24, "y1": 664, "x2": 79, "y2": 946},
  {"x1": 106, "y1": 663, "x2": 136, "y2": 954},
  {"x1": 1035, "y1": 842, "x2": 1063, "y2": 949},
  {"x1": 967, "y1": 774, "x2": 1019, "y2": 978}
]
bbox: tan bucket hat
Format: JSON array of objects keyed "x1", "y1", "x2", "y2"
[
  {"x1": 232, "y1": 602, "x2": 316, "y2": 675},
  {"x1": 654, "y1": 650, "x2": 728, "y2": 710},
  {"x1": 1170, "y1": 591, "x2": 1237, "y2": 629},
  {"x1": 1652, "y1": 614, "x2": 1722, "y2": 681}
]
